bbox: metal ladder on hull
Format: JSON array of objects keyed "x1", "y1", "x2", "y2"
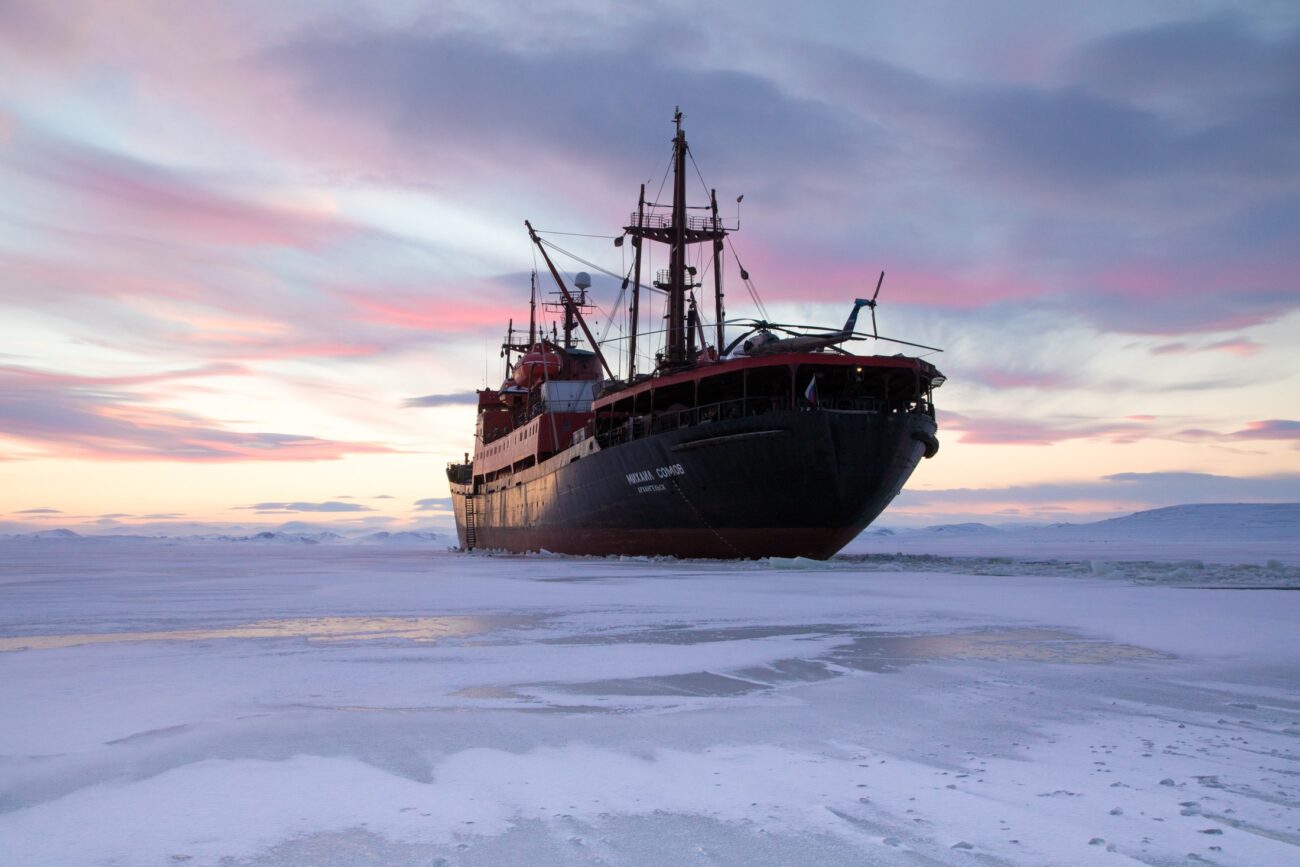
[{"x1": 463, "y1": 495, "x2": 477, "y2": 550}]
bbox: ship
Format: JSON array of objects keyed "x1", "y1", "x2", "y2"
[{"x1": 446, "y1": 110, "x2": 944, "y2": 559}]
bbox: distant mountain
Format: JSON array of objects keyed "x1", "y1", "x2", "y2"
[
  {"x1": 1078, "y1": 503, "x2": 1300, "y2": 540},
  {"x1": 922, "y1": 522, "x2": 999, "y2": 535},
  {"x1": 25, "y1": 528, "x2": 82, "y2": 539},
  {"x1": 890, "y1": 504, "x2": 1298, "y2": 540},
  {"x1": 856, "y1": 503, "x2": 1299, "y2": 547},
  {"x1": 356, "y1": 531, "x2": 445, "y2": 545}
]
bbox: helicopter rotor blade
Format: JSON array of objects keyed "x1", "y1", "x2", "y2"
[
  {"x1": 871, "y1": 270, "x2": 885, "y2": 303},
  {"x1": 767, "y1": 325, "x2": 814, "y2": 338},
  {"x1": 844, "y1": 333, "x2": 943, "y2": 353},
  {"x1": 871, "y1": 307, "x2": 878, "y2": 338},
  {"x1": 772, "y1": 323, "x2": 840, "y2": 333}
]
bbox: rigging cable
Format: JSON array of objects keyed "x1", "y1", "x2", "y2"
[
  {"x1": 725, "y1": 235, "x2": 770, "y2": 321},
  {"x1": 539, "y1": 239, "x2": 626, "y2": 285},
  {"x1": 686, "y1": 149, "x2": 713, "y2": 204}
]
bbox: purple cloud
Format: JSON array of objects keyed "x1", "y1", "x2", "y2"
[
  {"x1": 8, "y1": 131, "x2": 358, "y2": 250},
  {"x1": 0, "y1": 365, "x2": 394, "y2": 462},
  {"x1": 404, "y1": 392, "x2": 479, "y2": 408},
  {"x1": 270, "y1": 27, "x2": 868, "y2": 203},
  {"x1": 1229, "y1": 420, "x2": 1300, "y2": 441},
  {"x1": 238, "y1": 501, "x2": 375, "y2": 513},
  {"x1": 940, "y1": 411, "x2": 1145, "y2": 446}
]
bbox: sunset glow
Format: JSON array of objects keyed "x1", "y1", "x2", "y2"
[{"x1": 1, "y1": 1, "x2": 1296, "y2": 532}]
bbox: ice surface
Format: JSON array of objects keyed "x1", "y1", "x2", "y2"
[{"x1": 1, "y1": 533, "x2": 1298, "y2": 866}]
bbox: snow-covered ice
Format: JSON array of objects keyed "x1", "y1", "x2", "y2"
[{"x1": 1, "y1": 515, "x2": 1298, "y2": 865}]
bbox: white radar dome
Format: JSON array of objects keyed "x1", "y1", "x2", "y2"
[{"x1": 574, "y1": 272, "x2": 592, "y2": 289}]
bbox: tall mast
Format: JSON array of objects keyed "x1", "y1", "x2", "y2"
[
  {"x1": 504, "y1": 317, "x2": 514, "y2": 376},
  {"x1": 666, "y1": 108, "x2": 688, "y2": 366},
  {"x1": 628, "y1": 183, "x2": 645, "y2": 379},
  {"x1": 528, "y1": 271, "x2": 537, "y2": 346},
  {"x1": 622, "y1": 108, "x2": 730, "y2": 373},
  {"x1": 711, "y1": 188, "x2": 724, "y2": 353}
]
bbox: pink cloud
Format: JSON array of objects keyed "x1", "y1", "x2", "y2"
[
  {"x1": 337, "y1": 289, "x2": 522, "y2": 333},
  {"x1": 1229, "y1": 419, "x2": 1300, "y2": 441},
  {"x1": 0, "y1": 364, "x2": 394, "y2": 462},
  {"x1": 16, "y1": 136, "x2": 358, "y2": 250},
  {"x1": 1205, "y1": 338, "x2": 1262, "y2": 357},
  {"x1": 1094, "y1": 257, "x2": 1300, "y2": 333},
  {"x1": 730, "y1": 247, "x2": 1051, "y2": 310},
  {"x1": 946, "y1": 415, "x2": 1300, "y2": 449},
  {"x1": 1172, "y1": 428, "x2": 1218, "y2": 441},
  {"x1": 1150, "y1": 342, "x2": 1187, "y2": 355},
  {"x1": 0, "y1": 252, "x2": 404, "y2": 362},
  {"x1": 1150, "y1": 337, "x2": 1262, "y2": 357},
  {"x1": 0, "y1": 362, "x2": 248, "y2": 389},
  {"x1": 940, "y1": 410, "x2": 1144, "y2": 446}
]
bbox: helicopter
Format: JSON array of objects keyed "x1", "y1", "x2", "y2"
[{"x1": 723, "y1": 272, "x2": 942, "y2": 358}]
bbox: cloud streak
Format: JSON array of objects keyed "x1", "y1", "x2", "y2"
[
  {"x1": 8, "y1": 132, "x2": 358, "y2": 250},
  {"x1": 0, "y1": 365, "x2": 394, "y2": 462},
  {"x1": 237, "y1": 501, "x2": 374, "y2": 513},
  {"x1": 404, "y1": 392, "x2": 478, "y2": 408}
]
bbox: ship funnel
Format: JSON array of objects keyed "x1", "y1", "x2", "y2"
[{"x1": 574, "y1": 272, "x2": 592, "y2": 290}]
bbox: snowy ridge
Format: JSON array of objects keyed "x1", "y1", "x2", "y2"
[
  {"x1": 847, "y1": 502, "x2": 1300, "y2": 567},
  {"x1": 894, "y1": 503, "x2": 1300, "y2": 542},
  {"x1": 1081, "y1": 502, "x2": 1300, "y2": 539}
]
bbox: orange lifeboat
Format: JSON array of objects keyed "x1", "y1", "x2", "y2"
[{"x1": 513, "y1": 344, "x2": 563, "y2": 387}]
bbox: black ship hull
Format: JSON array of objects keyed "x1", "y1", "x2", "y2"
[{"x1": 451, "y1": 407, "x2": 935, "y2": 559}]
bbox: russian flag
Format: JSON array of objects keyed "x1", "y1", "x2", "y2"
[{"x1": 804, "y1": 376, "x2": 818, "y2": 405}]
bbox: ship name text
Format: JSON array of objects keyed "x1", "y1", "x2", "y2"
[{"x1": 625, "y1": 463, "x2": 686, "y2": 486}]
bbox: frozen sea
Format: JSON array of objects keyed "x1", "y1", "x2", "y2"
[{"x1": 2, "y1": 511, "x2": 1298, "y2": 865}]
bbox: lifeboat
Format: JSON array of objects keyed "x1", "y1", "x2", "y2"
[{"x1": 513, "y1": 344, "x2": 563, "y2": 387}]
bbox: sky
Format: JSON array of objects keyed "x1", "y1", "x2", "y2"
[{"x1": 1, "y1": 0, "x2": 1297, "y2": 533}]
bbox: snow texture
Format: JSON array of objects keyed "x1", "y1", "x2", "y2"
[{"x1": 1, "y1": 505, "x2": 1298, "y2": 865}]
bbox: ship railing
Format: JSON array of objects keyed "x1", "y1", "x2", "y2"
[
  {"x1": 626, "y1": 213, "x2": 729, "y2": 232},
  {"x1": 596, "y1": 396, "x2": 803, "y2": 447},
  {"x1": 592, "y1": 395, "x2": 922, "y2": 447},
  {"x1": 812, "y1": 397, "x2": 891, "y2": 413}
]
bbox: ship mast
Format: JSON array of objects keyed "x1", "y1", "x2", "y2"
[
  {"x1": 628, "y1": 184, "x2": 645, "y2": 379},
  {"x1": 711, "y1": 188, "x2": 724, "y2": 351},
  {"x1": 667, "y1": 109, "x2": 688, "y2": 366},
  {"x1": 528, "y1": 271, "x2": 537, "y2": 346},
  {"x1": 623, "y1": 108, "x2": 731, "y2": 373}
]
